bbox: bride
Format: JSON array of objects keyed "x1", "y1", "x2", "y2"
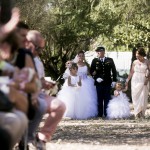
[{"x1": 58, "y1": 51, "x2": 98, "y2": 119}]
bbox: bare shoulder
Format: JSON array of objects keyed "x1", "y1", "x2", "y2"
[{"x1": 133, "y1": 60, "x2": 138, "y2": 65}]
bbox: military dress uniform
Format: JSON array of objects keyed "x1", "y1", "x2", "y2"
[{"x1": 90, "y1": 55, "x2": 117, "y2": 117}]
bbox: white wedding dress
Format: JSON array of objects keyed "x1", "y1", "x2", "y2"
[
  {"x1": 107, "y1": 91, "x2": 130, "y2": 119},
  {"x1": 57, "y1": 65, "x2": 98, "y2": 119}
]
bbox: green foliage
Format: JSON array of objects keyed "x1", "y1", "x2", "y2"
[
  {"x1": 98, "y1": 0, "x2": 150, "y2": 51},
  {"x1": 16, "y1": 0, "x2": 150, "y2": 79}
]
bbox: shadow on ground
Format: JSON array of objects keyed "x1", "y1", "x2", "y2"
[{"x1": 51, "y1": 117, "x2": 150, "y2": 146}]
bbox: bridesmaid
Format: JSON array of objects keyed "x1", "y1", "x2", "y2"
[{"x1": 126, "y1": 47, "x2": 150, "y2": 118}]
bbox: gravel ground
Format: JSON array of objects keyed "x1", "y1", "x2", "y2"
[{"x1": 45, "y1": 104, "x2": 150, "y2": 150}]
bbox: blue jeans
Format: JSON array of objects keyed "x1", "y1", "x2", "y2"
[
  {"x1": 96, "y1": 84, "x2": 111, "y2": 117},
  {"x1": 28, "y1": 97, "x2": 47, "y2": 141}
]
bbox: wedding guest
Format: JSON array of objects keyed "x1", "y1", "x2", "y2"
[
  {"x1": 0, "y1": 30, "x2": 41, "y2": 149},
  {"x1": 26, "y1": 30, "x2": 66, "y2": 146},
  {"x1": 0, "y1": 8, "x2": 20, "y2": 41},
  {"x1": 16, "y1": 23, "x2": 48, "y2": 150}
]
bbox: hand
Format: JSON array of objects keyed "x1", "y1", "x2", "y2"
[
  {"x1": 8, "y1": 81, "x2": 20, "y2": 90},
  {"x1": 125, "y1": 82, "x2": 128, "y2": 87},
  {"x1": 0, "y1": 8, "x2": 20, "y2": 37},
  {"x1": 32, "y1": 98, "x2": 38, "y2": 108},
  {"x1": 43, "y1": 77, "x2": 56, "y2": 90},
  {"x1": 114, "y1": 90, "x2": 119, "y2": 96},
  {"x1": 96, "y1": 78, "x2": 103, "y2": 83},
  {"x1": 44, "y1": 81, "x2": 56, "y2": 90},
  {"x1": 124, "y1": 85, "x2": 128, "y2": 91},
  {"x1": 111, "y1": 82, "x2": 116, "y2": 88}
]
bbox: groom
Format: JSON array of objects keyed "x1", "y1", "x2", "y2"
[{"x1": 90, "y1": 46, "x2": 117, "y2": 118}]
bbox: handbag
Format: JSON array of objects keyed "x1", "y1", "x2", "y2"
[{"x1": 0, "y1": 90, "x2": 13, "y2": 112}]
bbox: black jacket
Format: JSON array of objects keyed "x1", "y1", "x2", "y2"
[{"x1": 90, "y1": 57, "x2": 117, "y2": 86}]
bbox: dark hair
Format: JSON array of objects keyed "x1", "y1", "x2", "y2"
[
  {"x1": 69, "y1": 63, "x2": 78, "y2": 70},
  {"x1": 95, "y1": 46, "x2": 105, "y2": 52},
  {"x1": 1, "y1": 31, "x2": 20, "y2": 53},
  {"x1": 136, "y1": 47, "x2": 146, "y2": 57},
  {"x1": 78, "y1": 50, "x2": 85, "y2": 55},
  {"x1": 17, "y1": 21, "x2": 29, "y2": 30}
]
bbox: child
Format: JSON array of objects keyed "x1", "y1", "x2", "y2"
[
  {"x1": 62, "y1": 57, "x2": 98, "y2": 119},
  {"x1": 57, "y1": 63, "x2": 83, "y2": 119},
  {"x1": 62, "y1": 60, "x2": 73, "y2": 79},
  {"x1": 107, "y1": 82, "x2": 130, "y2": 119}
]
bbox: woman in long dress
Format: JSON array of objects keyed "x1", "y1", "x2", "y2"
[
  {"x1": 76, "y1": 51, "x2": 98, "y2": 118},
  {"x1": 58, "y1": 51, "x2": 98, "y2": 119},
  {"x1": 126, "y1": 47, "x2": 150, "y2": 118}
]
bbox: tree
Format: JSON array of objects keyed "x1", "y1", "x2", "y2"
[
  {"x1": 16, "y1": 0, "x2": 150, "y2": 81},
  {"x1": 98, "y1": 0, "x2": 150, "y2": 51}
]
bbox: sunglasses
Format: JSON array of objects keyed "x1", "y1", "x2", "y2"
[{"x1": 28, "y1": 41, "x2": 44, "y2": 52}]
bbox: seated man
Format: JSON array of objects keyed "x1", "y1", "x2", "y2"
[{"x1": 26, "y1": 30, "x2": 66, "y2": 144}]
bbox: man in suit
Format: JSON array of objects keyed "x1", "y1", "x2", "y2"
[{"x1": 90, "y1": 46, "x2": 117, "y2": 118}]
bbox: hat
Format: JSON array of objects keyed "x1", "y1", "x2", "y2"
[{"x1": 95, "y1": 46, "x2": 105, "y2": 52}]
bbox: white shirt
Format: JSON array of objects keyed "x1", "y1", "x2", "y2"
[
  {"x1": 100, "y1": 57, "x2": 105, "y2": 62},
  {"x1": 34, "y1": 56, "x2": 45, "y2": 79}
]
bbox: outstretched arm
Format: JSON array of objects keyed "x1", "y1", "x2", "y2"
[{"x1": 0, "y1": 8, "x2": 20, "y2": 41}]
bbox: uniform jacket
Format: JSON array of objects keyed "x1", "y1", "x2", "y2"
[{"x1": 90, "y1": 57, "x2": 117, "y2": 86}]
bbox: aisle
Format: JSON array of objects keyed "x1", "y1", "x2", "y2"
[{"x1": 45, "y1": 104, "x2": 150, "y2": 150}]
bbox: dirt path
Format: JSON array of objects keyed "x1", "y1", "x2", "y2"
[
  {"x1": 45, "y1": 105, "x2": 150, "y2": 150},
  {"x1": 47, "y1": 119, "x2": 150, "y2": 150}
]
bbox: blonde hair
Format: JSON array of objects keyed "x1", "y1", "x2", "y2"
[
  {"x1": 26, "y1": 30, "x2": 44, "y2": 46},
  {"x1": 115, "y1": 82, "x2": 123, "y2": 90}
]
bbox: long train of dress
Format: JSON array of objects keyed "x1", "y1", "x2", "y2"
[
  {"x1": 107, "y1": 91, "x2": 130, "y2": 119},
  {"x1": 57, "y1": 65, "x2": 98, "y2": 119}
]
